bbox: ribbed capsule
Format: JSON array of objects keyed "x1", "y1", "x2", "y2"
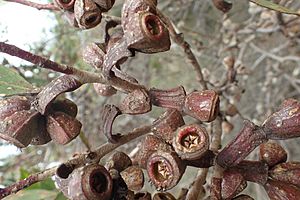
[
  {"x1": 105, "y1": 151, "x2": 132, "y2": 172},
  {"x1": 259, "y1": 142, "x2": 287, "y2": 168},
  {"x1": 30, "y1": 117, "x2": 52, "y2": 145},
  {"x1": 210, "y1": 177, "x2": 222, "y2": 200},
  {"x1": 264, "y1": 179, "x2": 300, "y2": 200},
  {"x1": 221, "y1": 170, "x2": 247, "y2": 200},
  {"x1": 56, "y1": 164, "x2": 113, "y2": 200},
  {"x1": 134, "y1": 135, "x2": 172, "y2": 169},
  {"x1": 183, "y1": 90, "x2": 219, "y2": 122},
  {"x1": 263, "y1": 98, "x2": 300, "y2": 140},
  {"x1": 172, "y1": 124, "x2": 209, "y2": 160},
  {"x1": 149, "y1": 86, "x2": 186, "y2": 111},
  {"x1": 0, "y1": 95, "x2": 32, "y2": 121},
  {"x1": 54, "y1": 0, "x2": 76, "y2": 10},
  {"x1": 0, "y1": 110, "x2": 41, "y2": 148},
  {"x1": 122, "y1": 0, "x2": 170, "y2": 53},
  {"x1": 82, "y1": 43, "x2": 106, "y2": 69},
  {"x1": 49, "y1": 98, "x2": 78, "y2": 118},
  {"x1": 216, "y1": 120, "x2": 267, "y2": 168},
  {"x1": 230, "y1": 160, "x2": 268, "y2": 185},
  {"x1": 74, "y1": 0, "x2": 102, "y2": 29},
  {"x1": 93, "y1": 0, "x2": 115, "y2": 11},
  {"x1": 151, "y1": 109, "x2": 185, "y2": 143},
  {"x1": 147, "y1": 150, "x2": 186, "y2": 190},
  {"x1": 119, "y1": 89, "x2": 151, "y2": 115},
  {"x1": 46, "y1": 111, "x2": 82, "y2": 145},
  {"x1": 269, "y1": 162, "x2": 300, "y2": 188},
  {"x1": 120, "y1": 166, "x2": 144, "y2": 191}
]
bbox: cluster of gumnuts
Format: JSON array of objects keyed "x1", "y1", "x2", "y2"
[{"x1": 1, "y1": 0, "x2": 300, "y2": 199}]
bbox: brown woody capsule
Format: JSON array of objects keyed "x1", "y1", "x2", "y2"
[
  {"x1": 122, "y1": 0, "x2": 170, "y2": 53},
  {"x1": 172, "y1": 124, "x2": 209, "y2": 160},
  {"x1": 134, "y1": 135, "x2": 172, "y2": 169},
  {"x1": 232, "y1": 195, "x2": 254, "y2": 200},
  {"x1": 93, "y1": 0, "x2": 115, "y2": 11},
  {"x1": 102, "y1": 37, "x2": 133, "y2": 80},
  {"x1": 93, "y1": 83, "x2": 117, "y2": 97},
  {"x1": 0, "y1": 96, "x2": 31, "y2": 121},
  {"x1": 212, "y1": 0, "x2": 232, "y2": 13},
  {"x1": 147, "y1": 151, "x2": 186, "y2": 190},
  {"x1": 119, "y1": 89, "x2": 151, "y2": 115},
  {"x1": 35, "y1": 75, "x2": 82, "y2": 115},
  {"x1": 30, "y1": 117, "x2": 52, "y2": 145},
  {"x1": 120, "y1": 166, "x2": 144, "y2": 191},
  {"x1": 126, "y1": 190, "x2": 135, "y2": 200},
  {"x1": 264, "y1": 179, "x2": 300, "y2": 200},
  {"x1": 50, "y1": 98, "x2": 78, "y2": 118},
  {"x1": 231, "y1": 160, "x2": 268, "y2": 185},
  {"x1": 184, "y1": 150, "x2": 215, "y2": 168},
  {"x1": 67, "y1": 164, "x2": 113, "y2": 200},
  {"x1": 263, "y1": 98, "x2": 300, "y2": 139},
  {"x1": 221, "y1": 170, "x2": 247, "y2": 200},
  {"x1": 54, "y1": 0, "x2": 76, "y2": 10},
  {"x1": 153, "y1": 192, "x2": 176, "y2": 200},
  {"x1": 46, "y1": 111, "x2": 82, "y2": 144},
  {"x1": 134, "y1": 192, "x2": 151, "y2": 200},
  {"x1": 0, "y1": 110, "x2": 41, "y2": 148},
  {"x1": 259, "y1": 142, "x2": 287, "y2": 168},
  {"x1": 216, "y1": 120, "x2": 267, "y2": 168},
  {"x1": 74, "y1": 0, "x2": 102, "y2": 29},
  {"x1": 82, "y1": 43, "x2": 106, "y2": 69},
  {"x1": 184, "y1": 90, "x2": 219, "y2": 122},
  {"x1": 100, "y1": 104, "x2": 122, "y2": 143},
  {"x1": 151, "y1": 109, "x2": 185, "y2": 143},
  {"x1": 109, "y1": 169, "x2": 129, "y2": 199},
  {"x1": 105, "y1": 151, "x2": 132, "y2": 172},
  {"x1": 269, "y1": 162, "x2": 300, "y2": 187},
  {"x1": 149, "y1": 86, "x2": 186, "y2": 111},
  {"x1": 210, "y1": 178, "x2": 222, "y2": 200}
]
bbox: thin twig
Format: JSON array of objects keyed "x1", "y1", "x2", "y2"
[
  {"x1": 0, "y1": 42, "x2": 144, "y2": 93},
  {"x1": 0, "y1": 167, "x2": 57, "y2": 199},
  {"x1": 157, "y1": 10, "x2": 208, "y2": 90},
  {"x1": 0, "y1": 125, "x2": 151, "y2": 199},
  {"x1": 4, "y1": 0, "x2": 59, "y2": 11},
  {"x1": 185, "y1": 168, "x2": 209, "y2": 200},
  {"x1": 210, "y1": 117, "x2": 224, "y2": 178}
]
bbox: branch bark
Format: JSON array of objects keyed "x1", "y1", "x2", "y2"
[
  {"x1": 4, "y1": 0, "x2": 59, "y2": 11},
  {"x1": 0, "y1": 42, "x2": 144, "y2": 93},
  {"x1": 0, "y1": 125, "x2": 151, "y2": 199},
  {"x1": 157, "y1": 10, "x2": 208, "y2": 90}
]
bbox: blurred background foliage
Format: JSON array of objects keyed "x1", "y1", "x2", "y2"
[{"x1": 1, "y1": 0, "x2": 300, "y2": 199}]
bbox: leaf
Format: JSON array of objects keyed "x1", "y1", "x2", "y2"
[
  {"x1": 4, "y1": 189, "x2": 58, "y2": 200},
  {"x1": 0, "y1": 66, "x2": 35, "y2": 96},
  {"x1": 55, "y1": 192, "x2": 68, "y2": 200},
  {"x1": 250, "y1": 0, "x2": 300, "y2": 16},
  {"x1": 20, "y1": 168, "x2": 30, "y2": 179}
]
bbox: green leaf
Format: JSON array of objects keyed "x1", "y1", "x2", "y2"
[
  {"x1": 250, "y1": 0, "x2": 300, "y2": 16},
  {"x1": 20, "y1": 168, "x2": 30, "y2": 179},
  {"x1": 39, "y1": 178, "x2": 56, "y2": 191},
  {"x1": 4, "y1": 189, "x2": 58, "y2": 200},
  {"x1": 55, "y1": 192, "x2": 67, "y2": 200},
  {"x1": 0, "y1": 66, "x2": 35, "y2": 96}
]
